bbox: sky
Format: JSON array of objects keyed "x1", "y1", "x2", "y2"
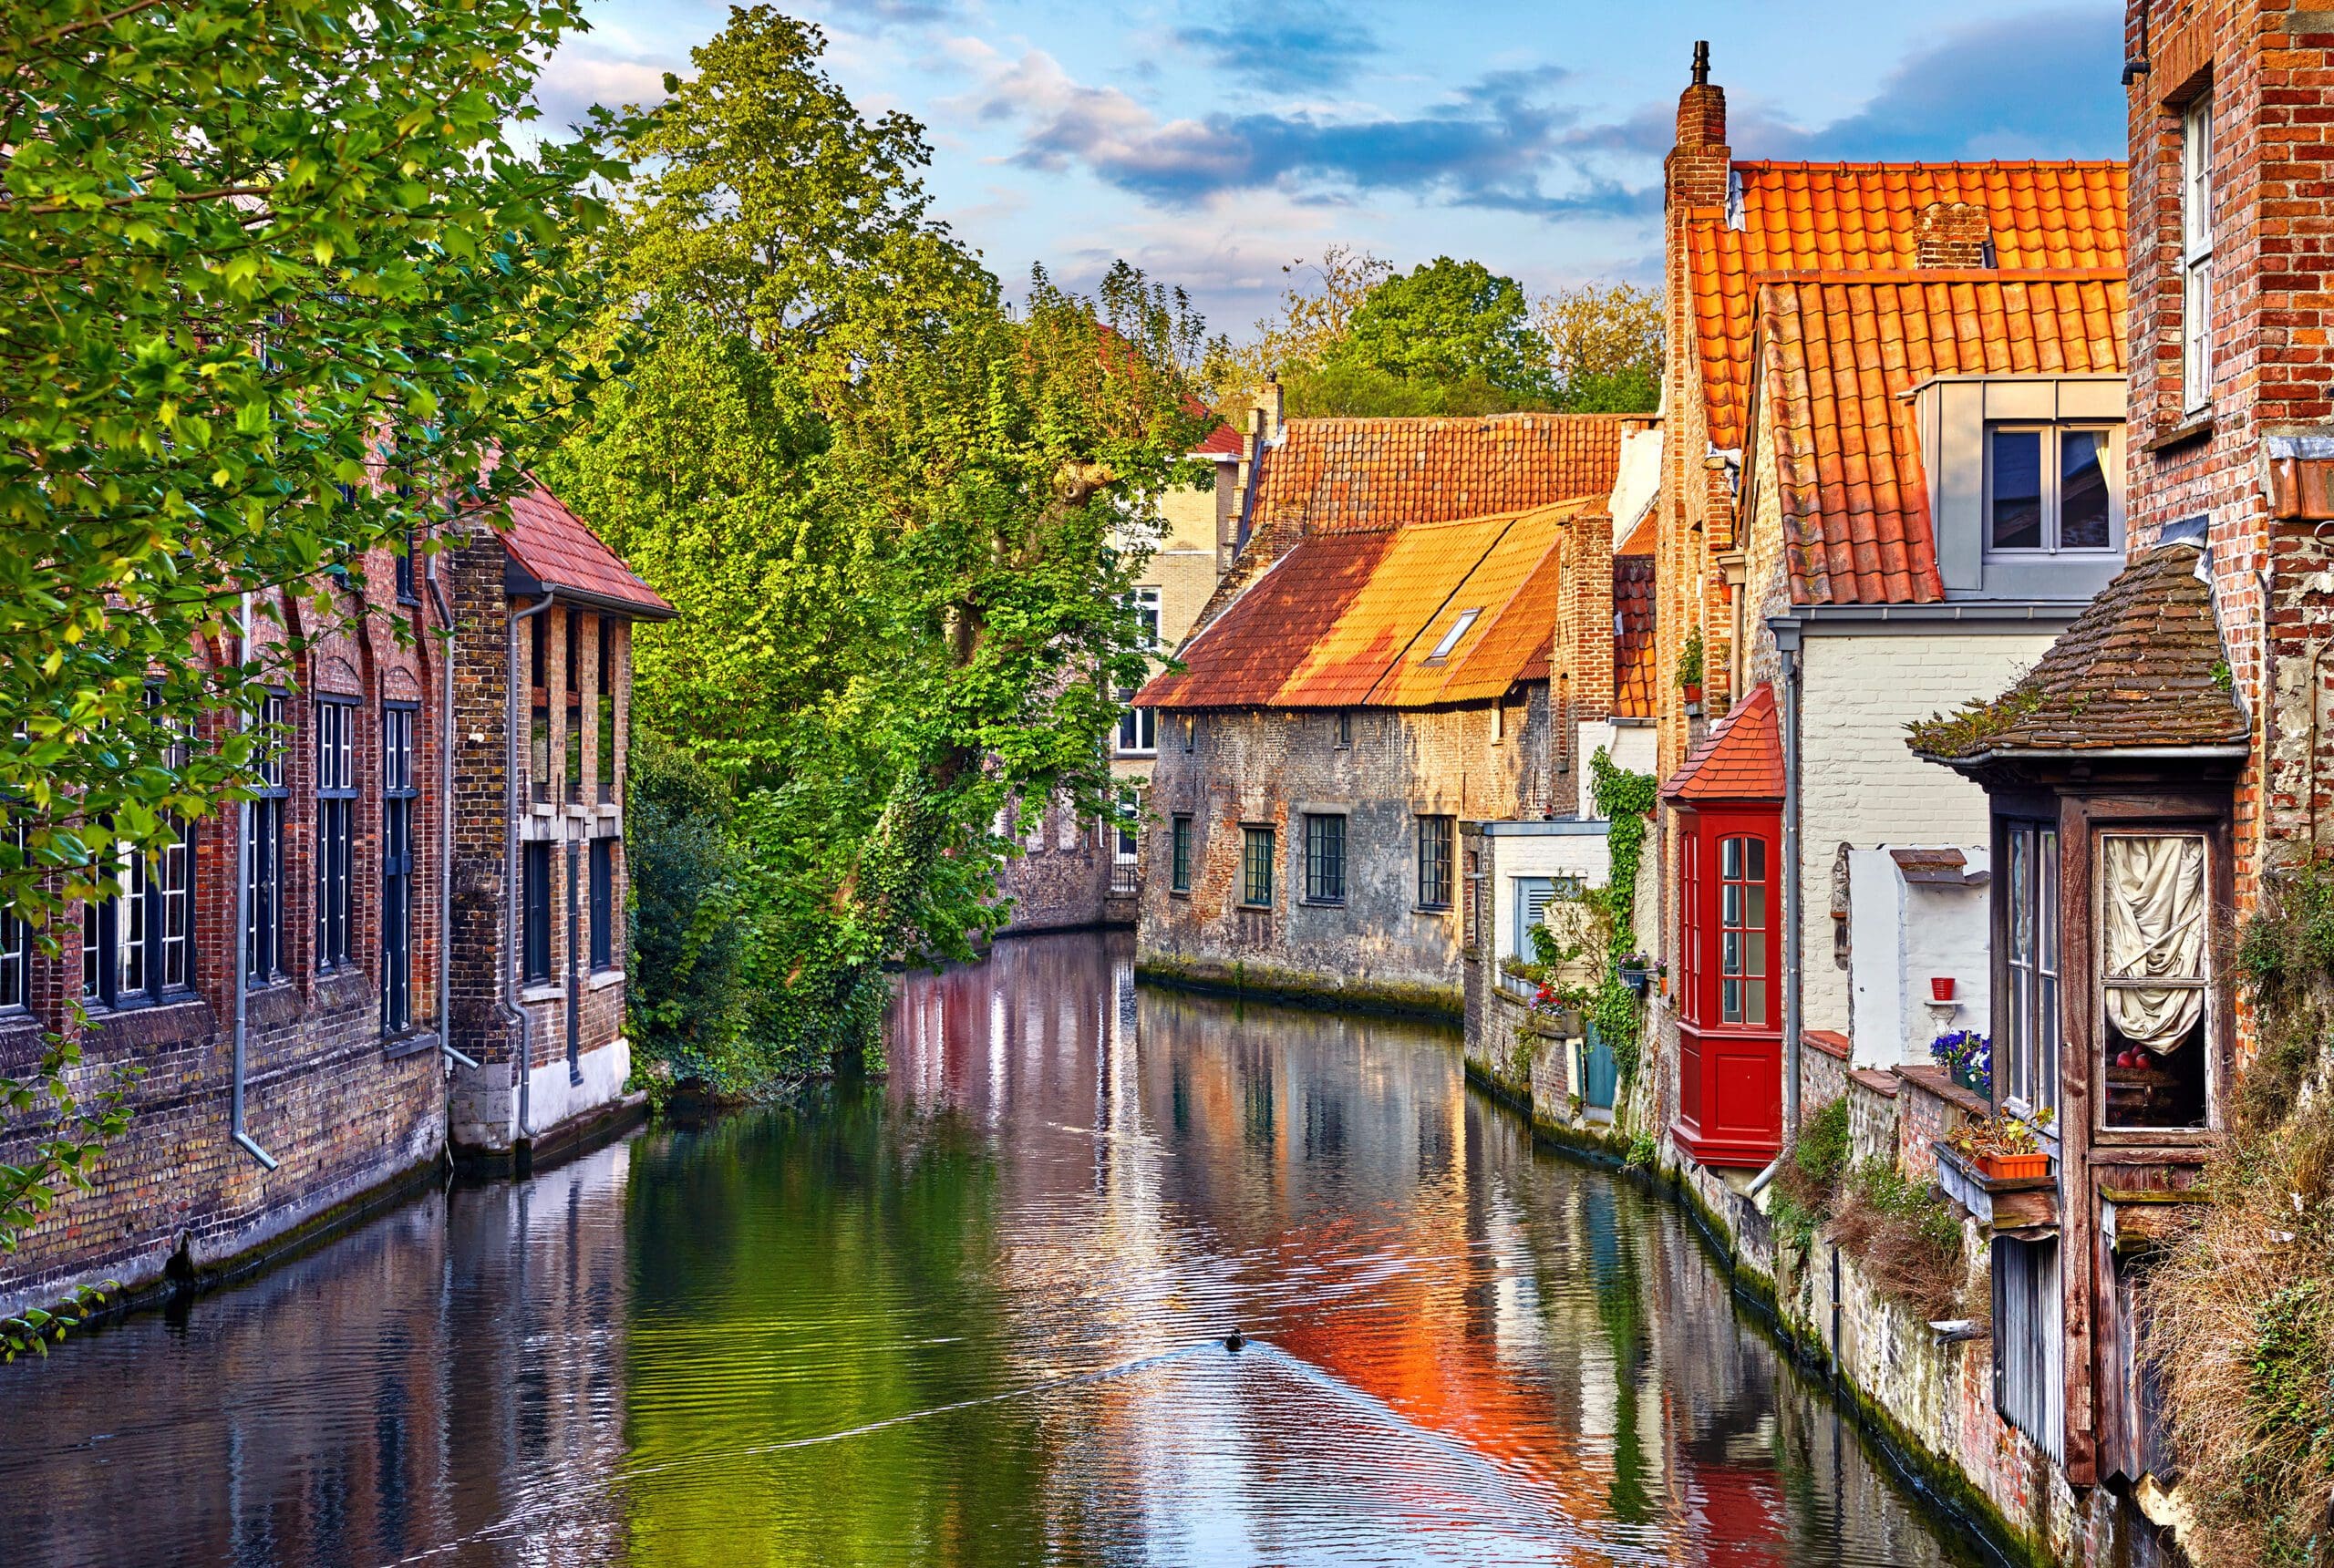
[{"x1": 532, "y1": 1, "x2": 2129, "y2": 336}]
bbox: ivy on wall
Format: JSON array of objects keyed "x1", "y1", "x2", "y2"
[{"x1": 1588, "y1": 747, "x2": 1658, "y2": 1084}]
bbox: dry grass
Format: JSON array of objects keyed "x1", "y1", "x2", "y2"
[{"x1": 1825, "y1": 1159, "x2": 1967, "y2": 1324}]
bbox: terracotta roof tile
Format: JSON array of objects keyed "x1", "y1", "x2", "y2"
[
  {"x1": 502, "y1": 482, "x2": 675, "y2": 619},
  {"x1": 1909, "y1": 544, "x2": 2246, "y2": 761},
  {"x1": 1141, "y1": 500, "x2": 1598, "y2": 711},
  {"x1": 1613, "y1": 553, "x2": 1657, "y2": 718},
  {"x1": 1756, "y1": 270, "x2": 2127, "y2": 605},
  {"x1": 1249, "y1": 413, "x2": 1630, "y2": 538},
  {"x1": 1688, "y1": 160, "x2": 2128, "y2": 452},
  {"x1": 1662, "y1": 683, "x2": 1783, "y2": 802}
]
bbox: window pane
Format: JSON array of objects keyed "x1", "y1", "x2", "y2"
[
  {"x1": 1991, "y1": 429, "x2": 2044, "y2": 549},
  {"x1": 2060, "y1": 430, "x2": 2113, "y2": 550},
  {"x1": 1720, "y1": 837, "x2": 1740, "y2": 880},
  {"x1": 1744, "y1": 932, "x2": 1768, "y2": 980},
  {"x1": 1721, "y1": 882, "x2": 1742, "y2": 929},
  {"x1": 1722, "y1": 930, "x2": 1742, "y2": 977},
  {"x1": 1722, "y1": 978, "x2": 1742, "y2": 1023},
  {"x1": 1744, "y1": 838, "x2": 1765, "y2": 881},
  {"x1": 2184, "y1": 259, "x2": 2214, "y2": 407},
  {"x1": 1744, "y1": 884, "x2": 1767, "y2": 930},
  {"x1": 1745, "y1": 977, "x2": 1768, "y2": 1026},
  {"x1": 2008, "y1": 830, "x2": 2032, "y2": 961}
]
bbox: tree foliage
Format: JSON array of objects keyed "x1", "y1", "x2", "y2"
[
  {"x1": 0, "y1": 0, "x2": 627, "y2": 927},
  {"x1": 548, "y1": 8, "x2": 1206, "y2": 1081},
  {"x1": 1534, "y1": 281, "x2": 1663, "y2": 413},
  {"x1": 1338, "y1": 257, "x2": 1551, "y2": 400}
]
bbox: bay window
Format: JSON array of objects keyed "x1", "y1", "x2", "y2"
[
  {"x1": 1671, "y1": 801, "x2": 1783, "y2": 1168},
  {"x1": 2098, "y1": 832, "x2": 2211, "y2": 1131}
]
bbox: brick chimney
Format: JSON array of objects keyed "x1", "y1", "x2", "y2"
[
  {"x1": 1667, "y1": 41, "x2": 1730, "y2": 216},
  {"x1": 1916, "y1": 201, "x2": 1992, "y2": 268}
]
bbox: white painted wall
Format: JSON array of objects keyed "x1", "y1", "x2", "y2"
[
  {"x1": 1575, "y1": 720, "x2": 1658, "y2": 819},
  {"x1": 1847, "y1": 848, "x2": 1992, "y2": 1068},
  {"x1": 1799, "y1": 631, "x2": 2051, "y2": 1042},
  {"x1": 1488, "y1": 825, "x2": 1614, "y2": 967}
]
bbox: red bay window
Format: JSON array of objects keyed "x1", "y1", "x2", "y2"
[{"x1": 1664, "y1": 684, "x2": 1785, "y2": 1169}]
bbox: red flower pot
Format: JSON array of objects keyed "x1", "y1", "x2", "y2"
[
  {"x1": 1681, "y1": 682, "x2": 1704, "y2": 706},
  {"x1": 1978, "y1": 1151, "x2": 2050, "y2": 1181},
  {"x1": 1930, "y1": 976, "x2": 1956, "y2": 1001}
]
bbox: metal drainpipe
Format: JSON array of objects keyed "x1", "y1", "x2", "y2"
[
  {"x1": 423, "y1": 554, "x2": 480, "y2": 1073},
  {"x1": 507, "y1": 593, "x2": 554, "y2": 1149},
  {"x1": 232, "y1": 591, "x2": 278, "y2": 1171},
  {"x1": 565, "y1": 838, "x2": 581, "y2": 1086},
  {"x1": 1749, "y1": 626, "x2": 1804, "y2": 1198}
]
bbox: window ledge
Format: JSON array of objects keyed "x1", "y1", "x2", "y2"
[
  {"x1": 530, "y1": 803, "x2": 555, "y2": 819},
  {"x1": 1414, "y1": 904, "x2": 1451, "y2": 916},
  {"x1": 1168, "y1": 888, "x2": 1192, "y2": 898},
  {"x1": 1298, "y1": 898, "x2": 1348, "y2": 909},
  {"x1": 2142, "y1": 413, "x2": 2214, "y2": 454},
  {"x1": 383, "y1": 1030, "x2": 439, "y2": 1061},
  {"x1": 588, "y1": 967, "x2": 625, "y2": 991},
  {"x1": 519, "y1": 982, "x2": 563, "y2": 1005},
  {"x1": 1236, "y1": 903, "x2": 1274, "y2": 913}
]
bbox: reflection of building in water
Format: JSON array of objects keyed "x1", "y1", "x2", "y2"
[{"x1": 0, "y1": 1141, "x2": 635, "y2": 1566}]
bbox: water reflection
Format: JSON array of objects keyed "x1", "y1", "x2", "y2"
[{"x1": 0, "y1": 933, "x2": 1979, "y2": 1566}]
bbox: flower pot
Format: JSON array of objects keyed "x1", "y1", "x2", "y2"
[
  {"x1": 1930, "y1": 976, "x2": 1956, "y2": 1001},
  {"x1": 1951, "y1": 1060, "x2": 1991, "y2": 1099},
  {"x1": 1681, "y1": 682, "x2": 1703, "y2": 707},
  {"x1": 1977, "y1": 1151, "x2": 2050, "y2": 1181}
]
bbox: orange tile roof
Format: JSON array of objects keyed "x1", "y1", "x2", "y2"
[
  {"x1": 1140, "y1": 500, "x2": 1598, "y2": 710},
  {"x1": 1688, "y1": 160, "x2": 2126, "y2": 452},
  {"x1": 1249, "y1": 413, "x2": 1629, "y2": 537},
  {"x1": 1756, "y1": 269, "x2": 2127, "y2": 604},
  {"x1": 503, "y1": 481, "x2": 676, "y2": 619},
  {"x1": 1614, "y1": 504, "x2": 1658, "y2": 559},
  {"x1": 1613, "y1": 553, "x2": 1657, "y2": 718},
  {"x1": 1662, "y1": 682, "x2": 1783, "y2": 802}
]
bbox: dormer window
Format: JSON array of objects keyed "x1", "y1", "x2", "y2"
[
  {"x1": 1987, "y1": 425, "x2": 2120, "y2": 555},
  {"x1": 1425, "y1": 608, "x2": 1480, "y2": 662}
]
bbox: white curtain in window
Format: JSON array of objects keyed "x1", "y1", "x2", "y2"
[{"x1": 2101, "y1": 835, "x2": 2206, "y2": 1052}]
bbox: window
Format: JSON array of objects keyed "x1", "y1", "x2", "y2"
[
  {"x1": 1114, "y1": 787, "x2": 1141, "y2": 865},
  {"x1": 1126, "y1": 585, "x2": 1162, "y2": 648},
  {"x1": 1171, "y1": 815, "x2": 1193, "y2": 893},
  {"x1": 84, "y1": 822, "x2": 192, "y2": 1009},
  {"x1": 1335, "y1": 711, "x2": 1352, "y2": 748},
  {"x1": 394, "y1": 529, "x2": 418, "y2": 604},
  {"x1": 1417, "y1": 815, "x2": 1454, "y2": 910},
  {"x1": 2002, "y1": 822, "x2": 2060, "y2": 1119},
  {"x1": 382, "y1": 704, "x2": 418, "y2": 1033},
  {"x1": 1677, "y1": 828, "x2": 1703, "y2": 1016},
  {"x1": 596, "y1": 616, "x2": 617, "y2": 804},
  {"x1": 522, "y1": 841, "x2": 553, "y2": 984},
  {"x1": 589, "y1": 838, "x2": 614, "y2": 971},
  {"x1": 1988, "y1": 427, "x2": 2118, "y2": 553},
  {"x1": 2099, "y1": 832, "x2": 2210, "y2": 1131},
  {"x1": 529, "y1": 610, "x2": 551, "y2": 806},
  {"x1": 1719, "y1": 835, "x2": 1770, "y2": 1025},
  {"x1": 1994, "y1": 1237, "x2": 2064, "y2": 1460},
  {"x1": 1117, "y1": 694, "x2": 1156, "y2": 755},
  {"x1": 315, "y1": 697, "x2": 357, "y2": 974},
  {"x1": 1425, "y1": 608, "x2": 1481, "y2": 663},
  {"x1": 563, "y1": 609, "x2": 584, "y2": 804},
  {"x1": 2183, "y1": 94, "x2": 2215, "y2": 411},
  {"x1": 247, "y1": 692, "x2": 287, "y2": 986},
  {"x1": 1182, "y1": 714, "x2": 1196, "y2": 753},
  {"x1": 0, "y1": 816, "x2": 27, "y2": 1011},
  {"x1": 1303, "y1": 813, "x2": 1346, "y2": 904},
  {"x1": 1241, "y1": 826, "x2": 1275, "y2": 908}
]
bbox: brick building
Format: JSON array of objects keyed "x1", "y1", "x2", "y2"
[{"x1": 0, "y1": 476, "x2": 667, "y2": 1320}]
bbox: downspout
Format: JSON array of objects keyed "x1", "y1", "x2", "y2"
[
  {"x1": 565, "y1": 838, "x2": 581, "y2": 1086},
  {"x1": 1750, "y1": 624, "x2": 1804, "y2": 1197},
  {"x1": 424, "y1": 552, "x2": 479, "y2": 1072},
  {"x1": 232, "y1": 590, "x2": 279, "y2": 1171},
  {"x1": 507, "y1": 592, "x2": 555, "y2": 1147}
]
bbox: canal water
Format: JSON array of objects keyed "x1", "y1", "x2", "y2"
[{"x1": 0, "y1": 933, "x2": 1984, "y2": 1567}]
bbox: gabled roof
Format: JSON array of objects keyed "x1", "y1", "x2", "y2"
[
  {"x1": 1908, "y1": 543, "x2": 2246, "y2": 764},
  {"x1": 1140, "y1": 500, "x2": 1598, "y2": 711},
  {"x1": 502, "y1": 482, "x2": 676, "y2": 620},
  {"x1": 1614, "y1": 554, "x2": 1658, "y2": 718},
  {"x1": 1662, "y1": 683, "x2": 1783, "y2": 803},
  {"x1": 1248, "y1": 413, "x2": 1630, "y2": 538},
  {"x1": 1757, "y1": 269, "x2": 2126, "y2": 604},
  {"x1": 1688, "y1": 160, "x2": 2126, "y2": 452}
]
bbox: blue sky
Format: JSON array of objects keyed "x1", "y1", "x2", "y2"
[{"x1": 534, "y1": 1, "x2": 2128, "y2": 335}]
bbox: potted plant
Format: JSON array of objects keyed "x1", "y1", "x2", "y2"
[
  {"x1": 1616, "y1": 953, "x2": 1651, "y2": 995},
  {"x1": 1676, "y1": 629, "x2": 1705, "y2": 707},
  {"x1": 1947, "y1": 1108, "x2": 2055, "y2": 1181},
  {"x1": 1929, "y1": 1028, "x2": 1991, "y2": 1099}
]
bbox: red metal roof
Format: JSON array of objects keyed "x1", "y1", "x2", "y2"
[
  {"x1": 1662, "y1": 682, "x2": 1783, "y2": 802},
  {"x1": 1140, "y1": 500, "x2": 1598, "y2": 710},
  {"x1": 502, "y1": 481, "x2": 675, "y2": 619},
  {"x1": 1756, "y1": 269, "x2": 2126, "y2": 604}
]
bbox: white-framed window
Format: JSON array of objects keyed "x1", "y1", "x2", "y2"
[
  {"x1": 1116, "y1": 694, "x2": 1155, "y2": 756},
  {"x1": 1127, "y1": 585, "x2": 1162, "y2": 648},
  {"x1": 2183, "y1": 94, "x2": 2215, "y2": 412},
  {"x1": 1425, "y1": 608, "x2": 1481, "y2": 663},
  {"x1": 1986, "y1": 425, "x2": 2122, "y2": 554}
]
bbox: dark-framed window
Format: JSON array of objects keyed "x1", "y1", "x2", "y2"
[
  {"x1": 394, "y1": 529, "x2": 418, "y2": 605},
  {"x1": 0, "y1": 814, "x2": 27, "y2": 1011},
  {"x1": 1241, "y1": 826, "x2": 1274, "y2": 908},
  {"x1": 1417, "y1": 815, "x2": 1454, "y2": 909},
  {"x1": 85, "y1": 820, "x2": 192, "y2": 1009},
  {"x1": 2000, "y1": 821, "x2": 2060, "y2": 1120},
  {"x1": 315, "y1": 696, "x2": 358, "y2": 973},
  {"x1": 382, "y1": 703, "x2": 418, "y2": 1033},
  {"x1": 2097, "y1": 831, "x2": 2211, "y2": 1132},
  {"x1": 589, "y1": 837, "x2": 614, "y2": 971},
  {"x1": 1303, "y1": 813, "x2": 1345, "y2": 904},
  {"x1": 1335, "y1": 711, "x2": 1352, "y2": 748},
  {"x1": 529, "y1": 609, "x2": 551, "y2": 805},
  {"x1": 522, "y1": 840, "x2": 552, "y2": 984},
  {"x1": 1170, "y1": 815, "x2": 1193, "y2": 893},
  {"x1": 247, "y1": 691, "x2": 287, "y2": 986},
  {"x1": 596, "y1": 615, "x2": 617, "y2": 804},
  {"x1": 563, "y1": 609, "x2": 584, "y2": 804}
]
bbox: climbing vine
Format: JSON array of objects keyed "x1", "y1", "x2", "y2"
[{"x1": 1585, "y1": 747, "x2": 1658, "y2": 1083}]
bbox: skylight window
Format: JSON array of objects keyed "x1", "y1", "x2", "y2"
[{"x1": 1426, "y1": 609, "x2": 1480, "y2": 662}]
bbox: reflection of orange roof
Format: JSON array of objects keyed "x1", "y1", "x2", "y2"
[
  {"x1": 1689, "y1": 160, "x2": 2126, "y2": 452},
  {"x1": 1613, "y1": 555, "x2": 1657, "y2": 718},
  {"x1": 1757, "y1": 270, "x2": 2126, "y2": 604},
  {"x1": 1663, "y1": 683, "x2": 1782, "y2": 802},
  {"x1": 1141, "y1": 500, "x2": 1597, "y2": 710},
  {"x1": 1251, "y1": 414, "x2": 1628, "y2": 537}
]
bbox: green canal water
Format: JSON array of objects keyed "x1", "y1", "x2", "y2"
[{"x1": 0, "y1": 932, "x2": 1985, "y2": 1566}]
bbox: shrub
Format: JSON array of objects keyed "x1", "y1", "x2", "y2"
[
  {"x1": 1826, "y1": 1159, "x2": 1966, "y2": 1322},
  {"x1": 625, "y1": 728, "x2": 748, "y2": 1087},
  {"x1": 1771, "y1": 1099, "x2": 1850, "y2": 1254}
]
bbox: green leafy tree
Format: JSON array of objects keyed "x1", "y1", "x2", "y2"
[
  {"x1": 547, "y1": 8, "x2": 1205, "y2": 1082},
  {"x1": 1333, "y1": 256, "x2": 1554, "y2": 403},
  {"x1": 1534, "y1": 281, "x2": 1662, "y2": 413},
  {"x1": 0, "y1": 0, "x2": 627, "y2": 1260}
]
